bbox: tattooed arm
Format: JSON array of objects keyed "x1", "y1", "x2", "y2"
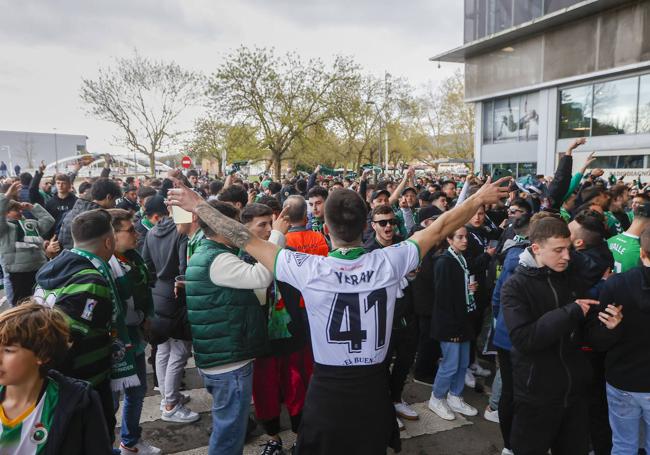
[{"x1": 167, "y1": 186, "x2": 283, "y2": 272}]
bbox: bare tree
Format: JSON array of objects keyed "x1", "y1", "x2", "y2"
[
  {"x1": 80, "y1": 51, "x2": 203, "y2": 175},
  {"x1": 207, "y1": 46, "x2": 359, "y2": 178},
  {"x1": 423, "y1": 69, "x2": 474, "y2": 163}
]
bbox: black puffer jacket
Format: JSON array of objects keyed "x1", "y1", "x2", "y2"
[
  {"x1": 501, "y1": 248, "x2": 592, "y2": 406},
  {"x1": 43, "y1": 370, "x2": 112, "y2": 455}
]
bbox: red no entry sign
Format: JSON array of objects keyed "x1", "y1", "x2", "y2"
[{"x1": 181, "y1": 156, "x2": 192, "y2": 169}]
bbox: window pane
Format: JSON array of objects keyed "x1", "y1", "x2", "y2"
[
  {"x1": 591, "y1": 156, "x2": 617, "y2": 169},
  {"x1": 517, "y1": 162, "x2": 537, "y2": 177},
  {"x1": 483, "y1": 101, "x2": 494, "y2": 144},
  {"x1": 618, "y1": 155, "x2": 645, "y2": 169},
  {"x1": 592, "y1": 77, "x2": 638, "y2": 136},
  {"x1": 514, "y1": 0, "x2": 543, "y2": 25},
  {"x1": 637, "y1": 75, "x2": 650, "y2": 133},
  {"x1": 491, "y1": 163, "x2": 517, "y2": 177},
  {"x1": 494, "y1": 97, "x2": 520, "y2": 142},
  {"x1": 487, "y1": 0, "x2": 513, "y2": 35},
  {"x1": 482, "y1": 163, "x2": 492, "y2": 176},
  {"x1": 519, "y1": 92, "x2": 540, "y2": 141},
  {"x1": 559, "y1": 85, "x2": 592, "y2": 138}
]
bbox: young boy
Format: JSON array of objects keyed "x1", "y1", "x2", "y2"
[
  {"x1": 168, "y1": 178, "x2": 509, "y2": 454},
  {"x1": 0, "y1": 302, "x2": 112, "y2": 454}
]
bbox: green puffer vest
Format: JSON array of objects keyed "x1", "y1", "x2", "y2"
[{"x1": 185, "y1": 239, "x2": 268, "y2": 369}]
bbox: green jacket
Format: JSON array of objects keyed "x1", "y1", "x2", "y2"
[
  {"x1": 185, "y1": 239, "x2": 268, "y2": 369},
  {"x1": 0, "y1": 193, "x2": 54, "y2": 273}
]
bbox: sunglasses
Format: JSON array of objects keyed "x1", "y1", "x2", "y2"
[
  {"x1": 508, "y1": 208, "x2": 524, "y2": 215},
  {"x1": 372, "y1": 219, "x2": 398, "y2": 227},
  {"x1": 116, "y1": 226, "x2": 137, "y2": 234}
]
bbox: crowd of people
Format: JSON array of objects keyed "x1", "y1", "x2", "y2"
[{"x1": 0, "y1": 138, "x2": 649, "y2": 455}]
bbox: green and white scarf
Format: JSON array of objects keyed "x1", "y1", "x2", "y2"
[
  {"x1": 447, "y1": 246, "x2": 477, "y2": 313},
  {"x1": 71, "y1": 249, "x2": 140, "y2": 392}
]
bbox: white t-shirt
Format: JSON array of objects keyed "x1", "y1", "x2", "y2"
[{"x1": 274, "y1": 240, "x2": 420, "y2": 366}]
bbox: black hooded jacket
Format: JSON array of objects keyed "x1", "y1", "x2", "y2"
[
  {"x1": 501, "y1": 248, "x2": 592, "y2": 406},
  {"x1": 42, "y1": 370, "x2": 112, "y2": 455},
  {"x1": 35, "y1": 250, "x2": 112, "y2": 385}
]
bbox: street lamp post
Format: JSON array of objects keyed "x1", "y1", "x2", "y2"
[{"x1": 53, "y1": 128, "x2": 59, "y2": 173}]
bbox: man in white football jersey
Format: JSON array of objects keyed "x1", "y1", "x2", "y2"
[{"x1": 167, "y1": 177, "x2": 509, "y2": 455}]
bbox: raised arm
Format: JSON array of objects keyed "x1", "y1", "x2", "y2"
[
  {"x1": 409, "y1": 177, "x2": 510, "y2": 259},
  {"x1": 389, "y1": 166, "x2": 414, "y2": 206},
  {"x1": 167, "y1": 183, "x2": 284, "y2": 272}
]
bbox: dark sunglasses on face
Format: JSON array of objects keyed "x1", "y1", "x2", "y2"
[
  {"x1": 508, "y1": 208, "x2": 524, "y2": 215},
  {"x1": 373, "y1": 219, "x2": 398, "y2": 227}
]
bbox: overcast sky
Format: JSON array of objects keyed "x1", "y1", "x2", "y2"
[{"x1": 0, "y1": 0, "x2": 462, "y2": 155}]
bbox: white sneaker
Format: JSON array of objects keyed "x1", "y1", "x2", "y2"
[
  {"x1": 119, "y1": 441, "x2": 162, "y2": 454},
  {"x1": 428, "y1": 395, "x2": 455, "y2": 421},
  {"x1": 465, "y1": 370, "x2": 476, "y2": 388},
  {"x1": 160, "y1": 393, "x2": 191, "y2": 411},
  {"x1": 396, "y1": 416, "x2": 405, "y2": 431},
  {"x1": 394, "y1": 400, "x2": 419, "y2": 420},
  {"x1": 446, "y1": 394, "x2": 478, "y2": 416},
  {"x1": 161, "y1": 403, "x2": 200, "y2": 423},
  {"x1": 470, "y1": 362, "x2": 491, "y2": 377},
  {"x1": 501, "y1": 449, "x2": 514, "y2": 455},
  {"x1": 483, "y1": 405, "x2": 499, "y2": 423}
]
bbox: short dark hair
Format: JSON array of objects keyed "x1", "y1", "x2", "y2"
[
  {"x1": 107, "y1": 208, "x2": 134, "y2": 231},
  {"x1": 78, "y1": 182, "x2": 92, "y2": 195},
  {"x1": 431, "y1": 191, "x2": 446, "y2": 201},
  {"x1": 268, "y1": 181, "x2": 282, "y2": 194},
  {"x1": 209, "y1": 180, "x2": 224, "y2": 195},
  {"x1": 91, "y1": 178, "x2": 122, "y2": 201},
  {"x1": 581, "y1": 186, "x2": 607, "y2": 203},
  {"x1": 371, "y1": 205, "x2": 394, "y2": 220},
  {"x1": 608, "y1": 184, "x2": 628, "y2": 200},
  {"x1": 283, "y1": 195, "x2": 307, "y2": 223},
  {"x1": 295, "y1": 179, "x2": 307, "y2": 193},
  {"x1": 54, "y1": 173, "x2": 71, "y2": 184},
  {"x1": 241, "y1": 203, "x2": 273, "y2": 225},
  {"x1": 442, "y1": 180, "x2": 455, "y2": 189},
  {"x1": 71, "y1": 209, "x2": 113, "y2": 244},
  {"x1": 199, "y1": 201, "x2": 240, "y2": 237},
  {"x1": 220, "y1": 186, "x2": 248, "y2": 207},
  {"x1": 529, "y1": 214, "x2": 570, "y2": 245},
  {"x1": 511, "y1": 198, "x2": 531, "y2": 213},
  {"x1": 307, "y1": 186, "x2": 328, "y2": 201},
  {"x1": 257, "y1": 195, "x2": 282, "y2": 214},
  {"x1": 19, "y1": 172, "x2": 32, "y2": 186},
  {"x1": 136, "y1": 186, "x2": 157, "y2": 200},
  {"x1": 187, "y1": 170, "x2": 199, "y2": 178},
  {"x1": 324, "y1": 189, "x2": 367, "y2": 243},
  {"x1": 0, "y1": 302, "x2": 70, "y2": 376},
  {"x1": 573, "y1": 210, "x2": 606, "y2": 247}
]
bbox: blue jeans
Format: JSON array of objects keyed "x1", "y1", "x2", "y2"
[
  {"x1": 201, "y1": 362, "x2": 253, "y2": 455},
  {"x1": 489, "y1": 368, "x2": 502, "y2": 410},
  {"x1": 113, "y1": 354, "x2": 148, "y2": 448},
  {"x1": 432, "y1": 341, "x2": 470, "y2": 399},
  {"x1": 606, "y1": 382, "x2": 650, "y2": 455}
]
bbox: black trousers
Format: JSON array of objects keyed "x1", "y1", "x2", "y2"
[
  {"x1": 8, "y1": 270, "x2": 37, "y2": 306},
  {"x1": 497, "y1": 348, "x2": 514, "y2": 451},
  {"x1": 386, "y1": 319, "x2": 418, "y2": 402},
  {"x1": 586, "y1": 350, "x2": 612, "y2": 455},
  {"x1": 413, "y1": 315, "x2": 441, "y2": 380},
  {"x1": 94, "y1": 378, "x2": 117, "y2": 445},
  {"x1": 511, "y1": 398, "x2": 590, "y2": 455}
]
